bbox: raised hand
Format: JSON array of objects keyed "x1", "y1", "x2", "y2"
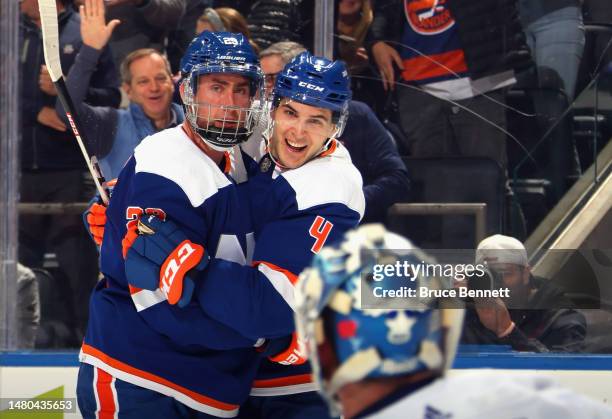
[
  {"x1": 474, "y1": 297, "x2": 514, "y2": 338},
  {"x1": 79, "y1": 0, "x2": 121, "y2": 51}
]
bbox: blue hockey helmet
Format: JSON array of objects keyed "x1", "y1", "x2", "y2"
[
  {"x1": 180, "y1": 31, "x2": 265, "y2": 150},
  {"x1": 180, "y1": 31, "x2": 261, "y2": 82},
  {"x1": 294, "y1": 225, "x2": 464, "y2": 417},
  {"x1": 272, "y1": 51, "x2": 351, "y2": 136}
]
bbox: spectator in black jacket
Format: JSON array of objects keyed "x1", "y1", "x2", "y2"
[
  {"x1": 258, "y1": 41, "x2": 410, "y2": 225},
  {"x1": 339, "y1": 101, "x2": 410, "y2": 224},
  {"x1": 461, "y1": 234, "x2": 587, "y2": 352},
  {"x1": 19, "y1": 0, "x2": 120, "y2": 346}
]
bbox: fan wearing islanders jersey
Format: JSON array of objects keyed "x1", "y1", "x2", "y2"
[
  {"x1": 367, "y1": 0, "x2": 533, "y2": 169},
  {"x1": 76, "y1": 31, "x2": 273, "y2": 418},
  {"x1": 131, "y1": 52, "x2": 365, "y2": 418}
]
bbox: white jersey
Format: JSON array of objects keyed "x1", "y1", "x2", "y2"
[{"x1": 366, "y1": 371, "x2": 612, "y2": 419}]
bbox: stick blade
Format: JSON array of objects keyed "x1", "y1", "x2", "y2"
[{"x1": 38, "y1": 0, "x2": 63, "y2": 82}]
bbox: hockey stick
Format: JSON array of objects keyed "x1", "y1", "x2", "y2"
[{"x1": 37, "y1": 0, "x2": 110, "y2": 204}]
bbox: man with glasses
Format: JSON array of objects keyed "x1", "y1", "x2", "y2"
[{"x1": 259, "y1": 42, "x2": 306, "y2": 96}]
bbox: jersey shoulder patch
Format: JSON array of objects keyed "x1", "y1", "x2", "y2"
[
  {"x1": 134, "y1": 126, "x2": 231, "y2": 208},
  {"x1": 280, "y1": 142, "x2": 365, "y2": 217}
]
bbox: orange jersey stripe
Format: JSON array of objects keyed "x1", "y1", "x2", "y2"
[
  {"x1": 223, "y1": 151, "x2": 232, "y2": 174},
  {"x1": 95, "y1": 368, "x2": 117, "y2": 418},
  {"x1": 128, "y1": 285, "x2": 142, "y2": 294},
  {"x1": 252, "y1": 374, "x2": 313, "y2": 388},
  {"x1": 402, "y1": 49, "x2": 467, "y2": 82},
  {"x1": 81, "y1": 343, "x2": 239, "y2": 411}
]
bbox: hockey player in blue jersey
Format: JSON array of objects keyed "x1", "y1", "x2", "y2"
[
  {"x1": 76, "y1": 31, "x2": 275, "y2": 418},
  {"x1": 129, "y1": 52, "x2": 365, "y2": 418},
  {"x1": 294, "y1": 225, "x2": 612, "y2": 419},
  {"x1": 233, "y1": 52, "x2": 365, "y2": 418}
]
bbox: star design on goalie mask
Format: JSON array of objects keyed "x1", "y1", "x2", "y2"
[{"x1": 385, "y1": 310, "x2": 416, "y2": 345}]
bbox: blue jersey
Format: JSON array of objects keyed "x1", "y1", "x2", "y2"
[
  {"x1": 80, "y1": 125, "x2": 262, "y2": 417},
  {"x1": 195, "y1": 140, "x2": 365, "y2": 396}
]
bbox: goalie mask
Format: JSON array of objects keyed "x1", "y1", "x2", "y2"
[
  {"x1": 294, "y1": 224, "x2": 464, "y2": 417},
  {"x1": 180, "y1": 31, "x2": 265, "y2": 150}
]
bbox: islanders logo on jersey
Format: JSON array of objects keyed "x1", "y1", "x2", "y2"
[{"x1": 405, "y1": 0, "x2": 455, "y2": 36}]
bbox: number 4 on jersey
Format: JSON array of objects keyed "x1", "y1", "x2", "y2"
[{"x1": 309, "y1": 216, "x2": 333, "y2": 254}]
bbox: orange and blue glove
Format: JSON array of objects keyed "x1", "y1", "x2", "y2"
[
  {"x1": 124, "y1": 216, "x2": 209, "y2": 307},
  {"x1": 83, "y1": 197, "x2": 107, "y2": 247},
  {"x1": 266, "y1": 332, "x2": 308, "y2": 366}
]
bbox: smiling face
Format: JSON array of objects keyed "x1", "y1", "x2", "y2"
[
  {"x1": 123, "y1": 53, "x2": 174, "y2": 121},
  {"x1": 269, "y1": 99, "x2": 336, "y2": 169}
]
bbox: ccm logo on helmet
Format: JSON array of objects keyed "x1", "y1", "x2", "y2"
[
  {"x1": 223, "y1": 37, "x2": 238, "y2": 46},
  {"x1": 298, "y1": 81, "x2": 324, "y2": 92}
]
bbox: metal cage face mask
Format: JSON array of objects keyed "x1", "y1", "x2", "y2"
[{"x1": 182, "y1": 62, "x2": 267, "y2": 151}]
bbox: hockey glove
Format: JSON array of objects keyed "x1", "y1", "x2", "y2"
[
  {"x1": 83, "y1": 196, "x2": 107, "y2": 247},
  {"x1": 125, "y1": 216, "x2": 209, "y2": 307},
  {"x1": 267, "y1": 332, "x2": 308, "y2": 366}
]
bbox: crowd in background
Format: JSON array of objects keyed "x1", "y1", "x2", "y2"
[{"x1": 16, "y1": 0, "x2": 612, "y2": 351}]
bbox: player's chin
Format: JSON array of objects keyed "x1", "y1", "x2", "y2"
[
  {"x1": 278, "y1": 152, "x2": 306, "y2": 169},
  {"x1": 280, "y1": 144, "x2": 310, "y2": 168}
]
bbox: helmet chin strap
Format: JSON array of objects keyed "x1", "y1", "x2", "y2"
[
  {"x1": 186, "y1": 119, "x2": 237, "y2": 153},
  {"x1": 262, "y1": 119, "x2": 290, "y2": 170},
  {"x1": 198, "y1": 133, "x2": 233, "y2": 152}
]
